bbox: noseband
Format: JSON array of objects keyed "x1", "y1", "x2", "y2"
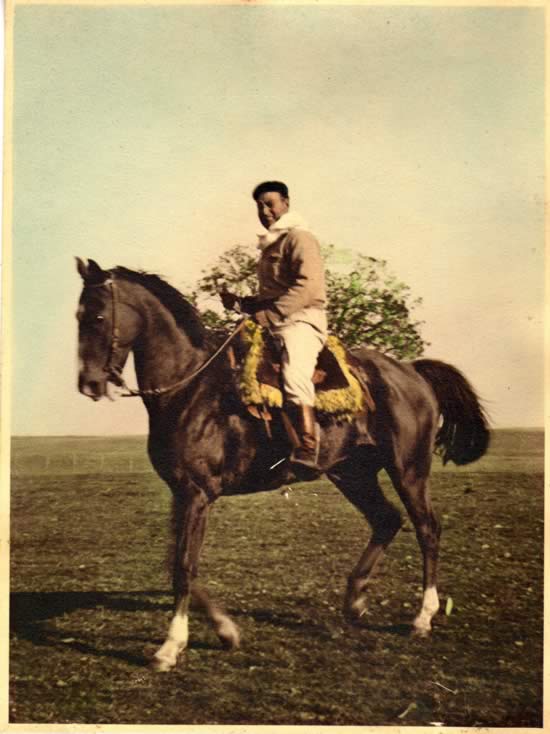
[{"x1": 84, "y1": 273, "x2": 245, "y2": 398}]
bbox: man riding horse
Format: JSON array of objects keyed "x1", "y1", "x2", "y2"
[{"x1": 221, "y1": 181, "x2": 327, "y2": 473}]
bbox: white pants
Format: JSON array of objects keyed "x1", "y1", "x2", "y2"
[{"x1": 274, "y1": 320, "x2": 326, "y2": 407}]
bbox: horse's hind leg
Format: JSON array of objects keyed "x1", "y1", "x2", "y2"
[
  {"x1": 388, "y1": 467, "x2": 441, "y2": 636},
  {"x1": 191, "y1": 584, "x2": 240, "y2": 650},
  {"x1": 327, "y1": 461, "x2": 402, "y2": 622}
]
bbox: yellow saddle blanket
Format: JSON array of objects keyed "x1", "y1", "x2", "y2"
[{"x1": 238, "y1": 320, "x2": 368, "y2": 418}]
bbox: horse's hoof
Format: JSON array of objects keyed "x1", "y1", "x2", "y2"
[
  {"x1": 411, "y1": 624, "x2": 431, "y2": 638},
  {"x1": 214, "y1": 616, "x2": 241, "y2": 649},
  {"x1": 343, "y1": 593, "x2": 369, "y2": 624},
  {"x1": 150, "y1": 655, "x2": 176, "y2": 673},
  {"x1": 150, "y1": 643, "x2": 184, "y2": 672}
]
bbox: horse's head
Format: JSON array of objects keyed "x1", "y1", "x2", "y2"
[{"x1": 76, "y1": 257, "x2": 142, "y2": 400}]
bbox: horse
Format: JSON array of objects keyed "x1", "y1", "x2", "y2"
[{"x1": 76, "y1": 257, "x2": 490, "y2": 672}]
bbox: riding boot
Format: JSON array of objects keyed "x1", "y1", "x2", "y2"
[{"x1": 282, "y1": 404, "x2": 321, "y2": 476}]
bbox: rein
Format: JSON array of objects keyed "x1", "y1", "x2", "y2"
[{"x1": 86, "y1": 275, "x2": 246, "y2": 399}]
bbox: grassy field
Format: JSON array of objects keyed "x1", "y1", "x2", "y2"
[{"x1": 9, "y1": 429, "x2": 544, "y2": 726}]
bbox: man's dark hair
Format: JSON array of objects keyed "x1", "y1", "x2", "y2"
[{"x1": 252, "y1": 181, "x2": 289, "y2": 201}]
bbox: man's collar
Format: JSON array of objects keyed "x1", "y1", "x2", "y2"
[{"x1": 257, "y1": 212, "x2": 310, "y2": 249}]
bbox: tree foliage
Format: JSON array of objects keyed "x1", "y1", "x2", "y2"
[
  {"x1": 323, "y1": 246, "x2": 428, "y2": 358},
  {"x1": 188, "y1": 243, "x2": 428, "y2": 359}
]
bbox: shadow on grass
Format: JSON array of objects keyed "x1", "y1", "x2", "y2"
[
  {"x1": 231, "y1": 606, "x2": 336, "y2": 640},
  {"x1": 10, "y1": 590, "x2": 195, "y2": 667},
  {"x1": 10, "y1": 590, "x2": 414, "y2": 670},
  {"x1": 356, "y1": 621, "x2": 412, "y2": 636},
  {"x1": 11, "y1": 589, "x2": 172, "y2": 622},
  {"x1": 231, "y1": 606, "x2": 412, "y2": 639},
  {"x1": 338, "y1": 616, "x2": 415, "y2": 641}
]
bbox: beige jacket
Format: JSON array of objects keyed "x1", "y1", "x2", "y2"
[{"x1": 251, "y1": 213, "x2": 327, "y2": 334}]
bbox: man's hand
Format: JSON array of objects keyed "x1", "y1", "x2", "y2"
[
  {"x1": 252, "y1": 310, "x2": 271, "y2": 328},
  {"x1": 220, "y1": 289, "x2": 241, "y2": 312}
]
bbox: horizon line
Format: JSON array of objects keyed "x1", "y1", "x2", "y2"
[{"x1": 11, "y1": 426, "x2": 546, "y2": 439}]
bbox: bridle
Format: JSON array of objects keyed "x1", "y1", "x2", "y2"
[{"x1": 84, "y1": 274, "x2": 246, "y2": 398}]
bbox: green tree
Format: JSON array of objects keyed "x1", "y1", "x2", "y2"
[
  {"x1": 324, "y1": 246, "x2": 427, "y2": 358},
  {"x1": 189, "y1": 243, "x2": 428, "y2": 359},
  {"x1": 186, "y1": 244, "x2": 258, "y2": 332}
]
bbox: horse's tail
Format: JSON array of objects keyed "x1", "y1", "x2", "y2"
[{"x1": 412, "y1": 358, "x2": 490, "y2": 466}]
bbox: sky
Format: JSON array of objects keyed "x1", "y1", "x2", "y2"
[{"x1": 9, "y1": 3, "x2": 545, "y2": 435}]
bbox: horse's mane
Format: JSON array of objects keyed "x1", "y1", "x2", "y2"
[{"x1": 113, "y1": 266, "x2": 207, "y2": 347}]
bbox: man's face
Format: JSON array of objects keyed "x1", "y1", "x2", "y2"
[{"x1": 256, "y1": 191, "x2": 289, "y2": 229}]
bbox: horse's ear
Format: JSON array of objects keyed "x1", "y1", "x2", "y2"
[
  {"x1": 75, "y1": 257, "x2": 108, "y2": 284},
  {"x1": 76, "y1": 256, "x2": 89, "y2": 280}
]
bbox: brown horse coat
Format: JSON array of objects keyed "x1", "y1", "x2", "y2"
[{"x1": 76, "y1": 259, "x2": 489, "y2": 671}]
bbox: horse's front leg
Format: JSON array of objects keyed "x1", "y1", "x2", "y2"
[
  {"x1": 151, "y1": 484, "x2": 240, "y2": 672},
  {"x1": 152, "y1": 488, "x2": 208, "y2": 672}
]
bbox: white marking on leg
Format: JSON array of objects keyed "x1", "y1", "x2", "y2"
[
  {"x1": 168, "y1": 612, "x2": 189, "y2": 647},
  {"x1": 413, "y1": 586, "x2": 440, "y2": 634},
  {"x1": 211, "y1": 612, "x2": 240, "y2": 649},
  {"x1": 152, "y1": 613, "x2": 189, "y2": 672}
]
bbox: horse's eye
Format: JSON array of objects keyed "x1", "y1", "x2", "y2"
[{"x1": 96, "y1": 315, "x2": 105, "y2": 322}]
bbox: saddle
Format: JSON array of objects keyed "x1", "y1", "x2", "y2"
[{"x1": 234, "y1": 320, "x2": 375, "y2": 421}]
